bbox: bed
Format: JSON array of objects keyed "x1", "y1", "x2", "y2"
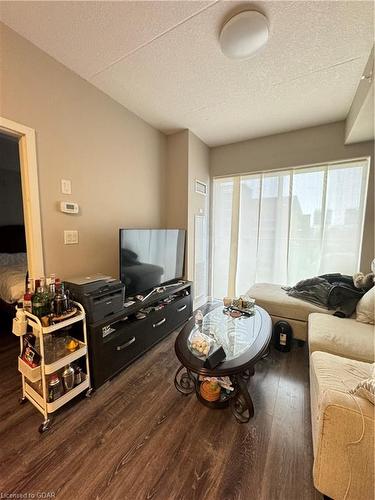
[{"x1": 0, "y1": 225, "x2": 27, "y2": 328}]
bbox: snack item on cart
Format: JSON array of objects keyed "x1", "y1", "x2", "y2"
[
  {"x1": 48, "y1": 373, "x2": 64, "y2": 402},
  {"x1": 41, "y1": 315, "x2": 52, "y2": 327},
  {"x1": 65, "y1": 337, "x2": 79, "y2": 352},
  {"x1": 22, "y1": 344, "x2": 41, "y2": 368},
  {"x1": 21, "y1": 338, "x2": 41, "y2": 368}
]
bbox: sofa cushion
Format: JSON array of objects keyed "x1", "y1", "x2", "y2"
[
  {"x1": 308, "y1": 313, "x2": 375, "y2": 363},
  {"x1": 356, "y1": 287, "x2": 375, "y2": 325},
  {"x1": 310, "y1": 351, "x2": 373, "y2": 453},
  {"x1": 246, "y1": 283, "x2": 332, "y2": 323},
  {"x1": 311, "y1": 351, "x2": 372, "y2": 397},
  {"x1": 310, "y1": 352, "x2": 374, "y2": 499}
]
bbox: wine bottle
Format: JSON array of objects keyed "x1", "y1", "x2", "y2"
[
  {"x1": 23, "y1": 278, "x2": 33, "y2": 313},
  {"x1": 41, "y1": 277, "x2": 51, "y2": 314}
]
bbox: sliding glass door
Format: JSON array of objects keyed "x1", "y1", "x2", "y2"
[{"x1": 212, "y1": 159, "x2": 369, "y2": 298}]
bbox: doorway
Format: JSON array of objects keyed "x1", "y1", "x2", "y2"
[{"x1": 0, "y1": 116, "x2": 44, "y2": 280}]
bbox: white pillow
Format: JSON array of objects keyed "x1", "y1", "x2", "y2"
[
  {"x1": 356, "y1": 287, "x2": 375, "y2": 324},
  {"x1": 350, "y1": 375, "x2": 375, "y2": 405}
]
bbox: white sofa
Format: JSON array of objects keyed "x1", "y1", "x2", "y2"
[
  {"x1": 248, "y1": 283, "x2": 375, "y2": 499},
  {"x1": 247, "y1": 282, "x2": 334, "y2": 341},
  {"x1": 309, "y1": 313, "x2": 374, "y2": 363},
  {"x1": 308, "y1": 314, "x2": 374, "y2": 500}
]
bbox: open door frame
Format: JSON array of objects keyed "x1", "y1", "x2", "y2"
[{"x1": 0, "y1": 116, "x2": 44, "y2": 279}]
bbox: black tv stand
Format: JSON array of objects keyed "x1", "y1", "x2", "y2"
[{"x1": 87, "y1": 280, "x2": 193, "y2": 389}]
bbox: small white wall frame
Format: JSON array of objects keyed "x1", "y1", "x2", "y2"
[
  {"x1": 0, "y1": 116, "x2": 44, "y2": 278},
  {"x1": 195, "y1": 179, "x2": 208, "y2": 196}
]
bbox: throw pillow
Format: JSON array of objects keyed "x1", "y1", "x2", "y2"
[
  {"x1": 350, "y1": 375, "x2": 375, "y2": 405},
  {"x1": 356, "y1": 287, "x2": 374, "y2": 324}
]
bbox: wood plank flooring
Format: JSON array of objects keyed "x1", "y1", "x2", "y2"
[{"x1": 0, "y1": 323, "x2": 322, "y2": 500}]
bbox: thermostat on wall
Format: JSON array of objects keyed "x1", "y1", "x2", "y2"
[{"x1": 60, "y1": 201, "x2": 79, "y2": 214}]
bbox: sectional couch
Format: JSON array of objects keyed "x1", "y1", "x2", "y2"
[{"x1": 248, "y1": 283, "x2": 375, "y2": 500}]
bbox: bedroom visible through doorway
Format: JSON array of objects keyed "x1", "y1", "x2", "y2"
[
  {"x1": 0, "y1": 117, "x2": 44, "y2": 334},
  {"x1": 0, "y1": 132, "x2": 27, "y2": 331}
]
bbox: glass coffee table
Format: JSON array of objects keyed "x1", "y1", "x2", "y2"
[{"x1": 174, "y1": 303, "x2": 272, "y2": 423}]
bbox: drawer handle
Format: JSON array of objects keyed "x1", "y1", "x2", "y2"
[
  {"x1": 177, "y1": 305, "x2": 187, "y2": 312},
  {"x1": 153, "y1": 318, "x2": 166, "y2": 328},
  {"x1": 116, "y1": 337, "x2": 136, "y2": 351}
]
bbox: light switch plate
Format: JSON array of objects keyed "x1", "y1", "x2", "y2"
[
  {"x1": 64, "y1": 230, "x2": 78, "y2": 245},
  {"x1": 61, "y1": 179, "x2": 72, "y2": 195}
]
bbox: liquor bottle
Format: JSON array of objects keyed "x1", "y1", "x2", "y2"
[
  {"x1": 23, "y1": 278, "x2": 33, "y2": 313},
  {"x1": 45, "y1": 276, "x2": 51, "y2": 305},
  {"x1": 53, "y1": 281, "x2": 68, "y2": 316},
  {"x1": 40, "y1": 277, "x2": 51, "y2": 315},
  {"x1": 49, "y1": 274, "x2": 56, "y2": 299},
  {"x1": 32, "y1": 279, "x2": 49, "y2": 318},
  {"x1": 32, "y1": 280, "x2": 43, "y2": 317}
]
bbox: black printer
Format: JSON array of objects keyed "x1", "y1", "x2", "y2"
[{"x1": 64, "y1": 274, "x2": 124, "y2": 324}]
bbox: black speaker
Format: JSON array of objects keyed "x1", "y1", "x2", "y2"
[{"x1": 274, "y1": 320, "x2": 292, "y2": 352}]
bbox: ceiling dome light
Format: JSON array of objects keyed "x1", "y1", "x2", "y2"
[{"x1": 219, "y1": 10, "x2": 269, "y2": 59}]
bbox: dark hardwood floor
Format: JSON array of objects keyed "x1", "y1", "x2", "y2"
[{"x1": 0, "y1": 321, "x2": 322, "y2": 500}]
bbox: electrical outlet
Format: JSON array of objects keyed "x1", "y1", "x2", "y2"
[
  {"x1": 61, "y1": 179, "x2": 72, "y2": 195},
  {"x1": 64, "y1": 230, "x2": 78, "y2": 245}
]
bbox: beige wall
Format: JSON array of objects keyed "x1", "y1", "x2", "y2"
[
  {"x1": 165, "y1": 130, "x2": 189, "y2": 231},
  {"x1": 211, "y1": 122, "x2": 374, "y2": 271},
  {"x1": 165, "y1": 130, "x2": 210, "y2": 295},
  {"x1": 0, "y1": 23, "x2": 167, "y2": 279},
  {"x1": 187, "y1": 131, "x2": 210, "y2": 284}
]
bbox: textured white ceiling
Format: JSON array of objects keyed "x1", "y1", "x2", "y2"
[{"x1": 1, "y1": 1, "x2": 374, "y2": 146}]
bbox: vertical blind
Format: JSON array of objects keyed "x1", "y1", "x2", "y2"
[{"x1": 212, "y1": 159, "x2": 369, "y2": 298}]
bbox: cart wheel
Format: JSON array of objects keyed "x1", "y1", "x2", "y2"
[
  {"x1": 19, "y1": 396, "x2": 28, "y2": 405},
  {"x1": 85, "y1": 388, "x2": 93, "y2": 398},
  {"x1": 38, "y1": 419, "x2": 51, "y2": 433}
]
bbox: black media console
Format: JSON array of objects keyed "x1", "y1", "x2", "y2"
[{"x1": 87, "y1": 281, "x2": 193, "y2": 389}]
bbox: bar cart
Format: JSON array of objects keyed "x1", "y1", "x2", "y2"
[{"x1": 15, "y1": 301, "x2": 92, "y2": 432}]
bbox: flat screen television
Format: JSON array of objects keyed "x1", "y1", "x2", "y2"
[{"x1": 119, "y1": 229, "x2": 186, "y2": 296}]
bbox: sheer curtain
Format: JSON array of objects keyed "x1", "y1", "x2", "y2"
[{"x1": 212, "y1": 159, "x2": 369, "y2": 298}]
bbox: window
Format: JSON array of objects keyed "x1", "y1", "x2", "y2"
[{"x1": 211, "y1": 159, "x2": 369, "y2": 298}]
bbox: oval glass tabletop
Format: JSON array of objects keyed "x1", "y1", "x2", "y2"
[{"x1": 188, "y1": 306, "x2": 263, "y2": 361}]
